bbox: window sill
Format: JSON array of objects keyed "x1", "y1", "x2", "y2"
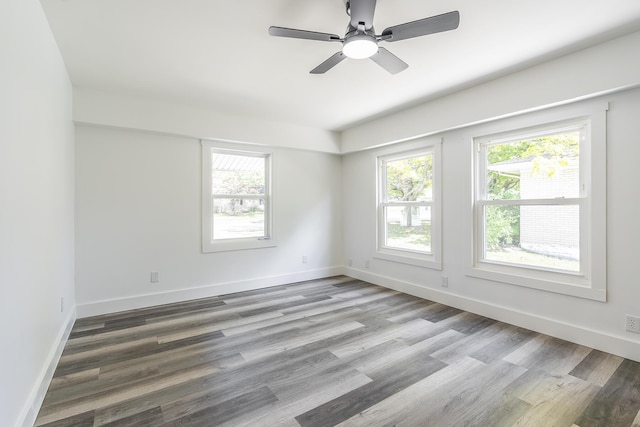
[
  {"x1": 375, "y1": 250, "x2": 441, "y2": 270},
  {"x1": 203, "y1": 238, "x2": 277, "y2": 253},
  {"x1": 467, "y1": 263, "x2": 606, "y2": 302}
]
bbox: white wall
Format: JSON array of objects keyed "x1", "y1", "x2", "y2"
[
  {"x1": 342, "y1": 30, "x2": 640, "y2": 153},
  {"x1": 74, "y1": 88, "x2": 341, "y2": 154},
  {"x1": 343, "y1": 87, "x2": 640, "y2": 362},
  {"x1": 75, "y1": 125, "x2": 343, "y2": 316},
  {"x1": 0, "y1": 1, "x2": 75, "y2": 426}
]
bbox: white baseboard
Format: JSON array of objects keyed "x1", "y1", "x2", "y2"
[
  {"x1": 77, "y1": 266, "x2": 346, "y2": 318},
  {"x1": 346, "y1": 267, "x2": 640, "y2": 363},
  {"x1": 18, "y1": 309, "x2": 76, "y2": 427}
]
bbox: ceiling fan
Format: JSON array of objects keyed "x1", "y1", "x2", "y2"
[{"x1": 268, "y1": 0, "x2": 460, "y2": 74}]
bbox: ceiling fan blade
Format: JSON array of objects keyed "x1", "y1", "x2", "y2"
[
  {"x1": 381, "y1": 11, "x2": 460, "y2": 42},
  {"x1": 310, "y1": 52, "x2": 347, "y2": 74},
  {"x1": 269, "y1": 26, "x2": 342, "y2": 42},
  {"x1": 349, "y1": 0, "x2": 377, "y2": 30},
  {"x1": 370, "y1": 47, "x2": 408, "y2": 74}
]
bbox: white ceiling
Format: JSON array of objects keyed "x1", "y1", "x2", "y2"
[{"x1": 40, "y1": 0, "x2": 640, "y2": 132}]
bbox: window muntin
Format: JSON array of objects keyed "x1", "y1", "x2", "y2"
[
  {"x1": 377, "y1": 143, "x2": 441, "y2": 269},
  {"x1": 477, "y1": 122, "x2": 586, "y2": 275},
  {"x1": 202, "y1": 142, "x2": 274, "y2": 253}
]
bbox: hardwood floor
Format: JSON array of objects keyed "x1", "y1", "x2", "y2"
[{"x1": 35, "y1": 276, "x2": 640, "y2": 426}]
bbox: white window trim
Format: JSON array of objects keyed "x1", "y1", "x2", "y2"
[
  {"x1": 201, "y1": 141, "x2": 276, "y2": 253},
  {"x1": 468, "y1": 101, "x2": 607, "y2": 301},
  {"x1": 375, "y1": 138, "x2": 442, "y2": 270}
]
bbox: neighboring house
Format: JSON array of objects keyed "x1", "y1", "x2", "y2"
[{"x1": 489, "y1": 157, "x2": 580, "y2": 260}]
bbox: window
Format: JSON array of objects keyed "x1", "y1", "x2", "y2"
[
  {"x1": 202, "y1": 142, "x2": 274, "y2": 252},
  {"x1": 377, "y1": 142, "x2": 441, "y2": 269},
  {"x1": 472, "y1": 105, "x2": 607, "y2": 301}
]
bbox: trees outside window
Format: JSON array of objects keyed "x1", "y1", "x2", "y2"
[
  {"x1": 381, "y1": 152, "x2": 433, "y2": 253},
  {"x1": 470, "y1": 105, "x2": 607, "y2": 301},
  {"x1": 201, "y1": 142, "x2": 274, "y2": 253},
  {"x1": 377, "y1": 143, "x2": 441, "y2": 269},
  {"x1": 477, "y1": 126, "x2": 582, "y2": 273},
  {"x1": 210, "y1": 152, "x2": 268, "y2": 240}
]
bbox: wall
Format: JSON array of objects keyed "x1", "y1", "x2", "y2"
[
  {"x1": 74, "y1": 88, "x2": 341, "y2": 154},
  {"x1": 341, "y1": 30, "x2": 640, "y2": 153},
  {"x1": 342, "y1": 87, "x2": 640, "y2": 362},
  {"x1": 75, "y1": 125, "x2": 343, "y2": 316},
  {"x1": 0, "y1": 1, "x2": 75, "y2": 426}
]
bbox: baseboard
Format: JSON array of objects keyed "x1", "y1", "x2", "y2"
[
  {"x1": 18, "y1": 309, "x2": 76, "y2": 427},
  {"x1": 345, "y1": 267, "x2": 640, "y2": 363},
  {"x1": 76, "y1": 266, "x2": 346, "y2": 318}
]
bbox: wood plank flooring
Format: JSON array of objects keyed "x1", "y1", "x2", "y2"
[{"x1": 35, "y1": 276, "x2": 640, "y2": 426}]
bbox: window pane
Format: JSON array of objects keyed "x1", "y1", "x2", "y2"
[
  {"x1": 384, "y1": 206, "x2": 431, "y2": 253},
  {"x1": 486, "y1": 131, "x2": 580, "y2": 200},
  {"x1": 213, "y1": 198, "x2": 265, "y2": 240},
  {"x1": 211, "y1": 153, "x2": 265, "y2": 195},
  {"x1": 385, "y1": 154, "x2": 433, "y2": 202},
  {"x1": 484, "y1": 204, "x2": 579, "y2": 272}
]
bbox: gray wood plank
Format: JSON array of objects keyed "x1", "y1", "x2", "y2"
[
  {"x1": 296, "y1": 352, "x2": 446, "y2": 426},
  {"x1": 162, "y1": 386, "x2": 279, "y2": 426},
  {"x1": 569, "y1": 348, "x2": 625, "y2": 387},
  {"x1": 576, "y1": 359, "x2": 640, "y2": 427},
  {"x1": 33, "y1": 276, "x2": 640, "y2": 427}
]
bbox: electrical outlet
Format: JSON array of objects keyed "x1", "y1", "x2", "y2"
[
  {"x1": 626, "y1": 315, "x2": 640, "y2": 333},
  {"x1": 441, "y1": 276, "x2": 449, "y2": 288},
  {"x1": 348, "y1": 259, "x2": 353, "y2": 267},
  {"x1": 365, "y1": 260, "x2": 370, "y2": 269},
  {"x1": 302, "y1": 255, "x2": 308, "y2": 264},
  {"x1": 60, "y1": 297, "x2": 64, "y2": 313},
  {"x1": 150, "y1": 272, "x2": 159, "y2": 283}
]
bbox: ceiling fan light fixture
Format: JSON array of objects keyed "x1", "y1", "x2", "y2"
[
  {"x1": 269, "y1": 3, "x2": 461, "y2": 74},
  {"x1": 342, "y1": 35, "x2": 378, "y2": 59}
]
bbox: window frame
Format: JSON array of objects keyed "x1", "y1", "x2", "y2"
[
  {"x1": 375, "y1": 139, "x2": 442, "y2": 269},
  {"x1": 469, "y1": 103, "x2": 607, "y2": 301},
  {"x1": 201, "y1": 141, "x2": 276, "y2": 253}
]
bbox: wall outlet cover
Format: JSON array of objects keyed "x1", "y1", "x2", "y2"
[{"x1": 626, "y1": 315, "x2": 640, "y2": 333}]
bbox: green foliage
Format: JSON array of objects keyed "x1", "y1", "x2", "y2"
[
  {"x1": 212, "y1": 169, "x2": 264, "y2": 196},
  {"x1": 486, "y1": 133, "x2": 579, "y2": 199},
  {"x1": 212, "y1": 159, "x2": 265, "y2": 216},
  {"x1": 386, "y1": 155, "x2": 433, "y2": 202},
  {"x1": 485, "y1": 204, "x2": 520, "y2": 250},
  {"x1": 484, "y1": 132, "x2": 578, "y2": 250}
]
